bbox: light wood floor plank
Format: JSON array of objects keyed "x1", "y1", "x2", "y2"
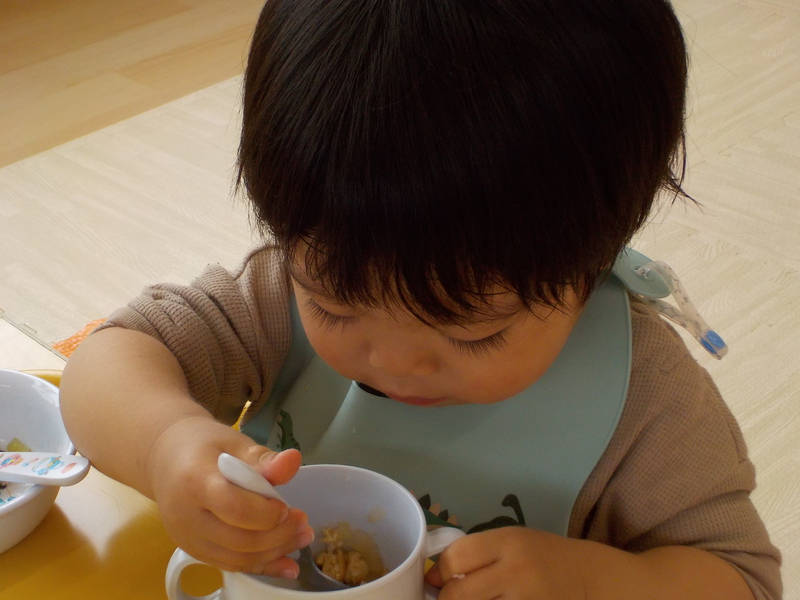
[
  {"x1": 0, "y1": 0, "x2": 188, "y2": 74},
  {"x1": 0, "y1": 0, "x2": 263, "y2": 167}
]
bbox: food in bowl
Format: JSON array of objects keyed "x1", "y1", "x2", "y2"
[
  {"x1": 313, "y1": 522, "x2": 387, "y2": 586},
  {"x1": 0, "y1": 437, "x2": 33, "y2": 505},
  {"x1": 3, "y1": 437, "x2": 32, "y2": 453},
  {"x1": 0, "y1": 369, "x2": 75, "y2": 554}
]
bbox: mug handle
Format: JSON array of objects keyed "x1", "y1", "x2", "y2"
[
  {"x1": 423, "y1": 527, "x2": 467, "y2": 600},
  {"x1": 165, "y1": 548, "x2": 223, "y2": 600},
  {"x1": 424, "y1": 526, "x2": 466, "y2": 557}
]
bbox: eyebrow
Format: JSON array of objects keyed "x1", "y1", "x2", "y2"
[
  {"x1": 288, "y1": 267, "x2": 341, "y2": 301},
  {"x1": 459, "y1": 305, "x2": 521, "y2": 326},
  {"x1": 288, "y1": 265, "x2": 522, "y2": 326}
]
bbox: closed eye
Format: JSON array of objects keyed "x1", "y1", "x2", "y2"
[
  {"x1": 305, "y1": 298, "x2": 358, "y2": 331},
  {"x1": 447, "y1": 329, "x2": 509, "y2": 357}
]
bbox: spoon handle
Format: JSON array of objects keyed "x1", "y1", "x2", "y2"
[
  {"x1": 0, "y1": 452, "x2": 90, "y2": 486},
  {"x1": 217, "y1": 453, "x2": 287, "y2": 503}
]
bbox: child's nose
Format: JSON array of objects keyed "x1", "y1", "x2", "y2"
[{"x1": 367, "y1": 339, "x2": 438, "y2": 378}]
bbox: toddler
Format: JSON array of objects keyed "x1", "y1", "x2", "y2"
[{"x1": 60, "y1": 0, "x2": 781, "y2": 598}]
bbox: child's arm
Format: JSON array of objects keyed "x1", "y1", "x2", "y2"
[
  {"x1": 426, "y1": 527, "x2": 755, "y2": 600},
  {"x1": 60, "y1": 326, "x2": 312, "y2": 577}
]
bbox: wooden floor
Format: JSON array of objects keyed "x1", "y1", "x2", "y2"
[
  {"x1": 0, "y1": 0, "x2": 265, "y2": 167},
  {"x1": 0, "y1": 0, "x2": 798, "y2": 597}
]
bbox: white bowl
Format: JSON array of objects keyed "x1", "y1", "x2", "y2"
[{"x1": 0, "y1": 369, "x2": 75, "y2": 553}]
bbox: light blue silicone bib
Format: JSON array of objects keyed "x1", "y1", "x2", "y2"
[{"x1": 242, "y1": 274, "x2": 632, "y2": 535}]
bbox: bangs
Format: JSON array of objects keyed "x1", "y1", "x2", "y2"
[{"x1": 289, "y1": 237, "x2": 567, "y2": 326}]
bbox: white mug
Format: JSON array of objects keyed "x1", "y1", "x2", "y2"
[{"x1": 166, "y1": 464, "x2": 465, "y2": 600}]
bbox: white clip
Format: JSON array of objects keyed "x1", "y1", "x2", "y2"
[{"x1": 633, "y1": 261, "x2": 728, "y2": 360}]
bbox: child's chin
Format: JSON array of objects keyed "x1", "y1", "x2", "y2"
[{"x1": 389, "y1": 395, "x2": 454, "y2": 407}]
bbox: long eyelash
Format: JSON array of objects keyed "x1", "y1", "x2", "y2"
[
  {"x1": 448, "y1": 329, "x2": 509, "y2": 357},
  {"x1": 305, "y1": 298, "x2": 356, "y2": 331}
]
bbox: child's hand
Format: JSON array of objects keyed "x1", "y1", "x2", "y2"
[
  {"x1": 146, "y1": 415, "x2": 312, "y2": 578},
  {"x1": 425, "y1": 527, "x2": 587, "y2": 600},
  {"x1": 426, "y1": 526, "x2": 756, "y2": 600}
]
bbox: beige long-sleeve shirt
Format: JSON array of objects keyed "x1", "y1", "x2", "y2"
[{"x1": 99, "y1": 246, "x2": 782, "y2": 599}]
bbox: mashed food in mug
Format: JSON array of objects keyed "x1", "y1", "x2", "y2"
[{"x1": 314, "y1": 522, "x2": 387, "y2": 586}]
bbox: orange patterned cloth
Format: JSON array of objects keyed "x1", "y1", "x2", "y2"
[{"x1": 52, "y1": 319, "x2": 106, "y2": 358}]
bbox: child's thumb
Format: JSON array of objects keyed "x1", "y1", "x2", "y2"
[
  {"x1": 425, "y1": 562, "x2": 444, "y2": 588},
  {"x1": 255, "y1": 447, "x2": 302, "y2": 486}
]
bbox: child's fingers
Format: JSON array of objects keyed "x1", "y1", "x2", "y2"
[
  {"x1": 254, "y1": 447, "x2": 303, "y2": 485},
  {"x1": 192, "y1": 537, "x2": 304, "y2": 578},
  {"x1": 246, "y1": 555, "x2": 301, "y2": 579},
  {"x1": 207, "y1": 480, "x2": 292, "y2": 530},
  {"x1": 202, "y1": 508, "x2": 309, "y2": 553},
  {"x1": 184, "y1": 505, "x2": 314, "y2": 574},
  {"x1": 434, "y1": 530, "x2": 500, "y2": 583},
  {"x1": 435, "y1": 566, "x2": 499, "y2": 600},
  {"x1": 425, "y1": 562, "x2": 444, "y2": 588}
]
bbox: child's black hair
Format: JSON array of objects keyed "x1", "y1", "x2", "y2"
[{"x1": 237, "y1": 0, "x2": 689, "y2": 323}]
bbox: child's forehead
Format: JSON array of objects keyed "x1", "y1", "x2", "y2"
[{"x1": 287, "y1": 261, "x2": 524, "y2": 326}]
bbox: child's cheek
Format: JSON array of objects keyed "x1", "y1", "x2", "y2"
[
  {"x1": 461, "y1": 348, "x2": 560, "y2": 404},
  {"x1": 304, "y1": 326, "x2": 364, "y2": 380}
]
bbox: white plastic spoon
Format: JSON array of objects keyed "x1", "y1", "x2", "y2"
[
  {"x1": 0, "y1": 451, "x2": 90, "y2": 486},
  {"x1": 217, "y1": 453, "x2": 349, "y2": 591}
]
